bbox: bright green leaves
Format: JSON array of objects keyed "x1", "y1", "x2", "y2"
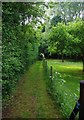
[
  {"x1": 48, "y1": 23, "x2": 68, "y2": 57},
  {"x1": 67, "y1": 20, "x2": 84, "y2": 54},
  {"x1": 47, "y1": 19, "x2": 84, "y2": 59}
]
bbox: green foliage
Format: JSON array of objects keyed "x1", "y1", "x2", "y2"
[
  {"x1": 46, "y1": 60, "x2": 83, "y2": 118},
  {"x1": 47, "y1": 22, "x2": 68, "y2": 61},
  {"x1": 67, "y1": 20, "x2": 84, "y2": 54},
  {"x1": 51, "y1": 15, "x2": 63, "y2": 26},
  {"x1": 2, "y1": 2, "x2": 43, "y2": 100},
  {"x1": 49, "y1": 2, "x2": 83, "y2": 23},
  {"x1": 45, "y1": 18, "x2": 84, "y2": 63}
]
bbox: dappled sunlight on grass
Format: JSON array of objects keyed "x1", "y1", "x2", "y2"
[{"x1": 47, "y1": 59, "x2": 83, "y2": 76}]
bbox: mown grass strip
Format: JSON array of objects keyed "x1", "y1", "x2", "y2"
[{"x1": 3, "y1": 61, "x2": 62, "y2": 119}]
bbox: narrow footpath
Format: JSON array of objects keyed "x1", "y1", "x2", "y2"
[{"x1": 3, "y1": 61, "x2": 61, "y2": 118}]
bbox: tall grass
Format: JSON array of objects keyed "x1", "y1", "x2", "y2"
[{"x1": 44, "y1": 59, "x2": 84, "y2": 118}]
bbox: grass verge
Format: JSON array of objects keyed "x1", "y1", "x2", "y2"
[{"x1": 45, "y1": 59, "x2": 84, "y2": 118}]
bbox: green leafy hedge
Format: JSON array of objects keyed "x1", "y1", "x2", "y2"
[{"x1": 2, "y1": 3, "x2": 40, "y2": 100}]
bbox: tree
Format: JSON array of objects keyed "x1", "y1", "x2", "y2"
[
  {"x1": 67, "y1": 20, "x2": 84, "y2": 71},
  {"x1": 48, "y1": 22, "x2": 68, "y2": 62},
  {"x1": 51, "y1": 15, "x2": 63, "y2": 26},
  {"x1": 46, "y1": 2, "x2": 82, "y2": 25}
]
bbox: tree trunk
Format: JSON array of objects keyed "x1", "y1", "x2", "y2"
[
  {"x1": 82, "y1": 55, "x2": 84, "y2": 72},
  {"x1": 82, "y1": 53, "x2": 84, "y2": 72},
  {"x1": 75, "y1": 55, "x2": 78, "y2": 62},
  {"x1": 62, "y1": 54, "x2": 64, "y2": 62}
]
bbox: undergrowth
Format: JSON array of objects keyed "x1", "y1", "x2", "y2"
[{"x1": 43, "y1": 59, "x2": 83, "y2": 118}]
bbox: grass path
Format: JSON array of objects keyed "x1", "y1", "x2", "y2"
[{"x1": 3, "y1": 61, "x2": 61, "y2": 118}]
